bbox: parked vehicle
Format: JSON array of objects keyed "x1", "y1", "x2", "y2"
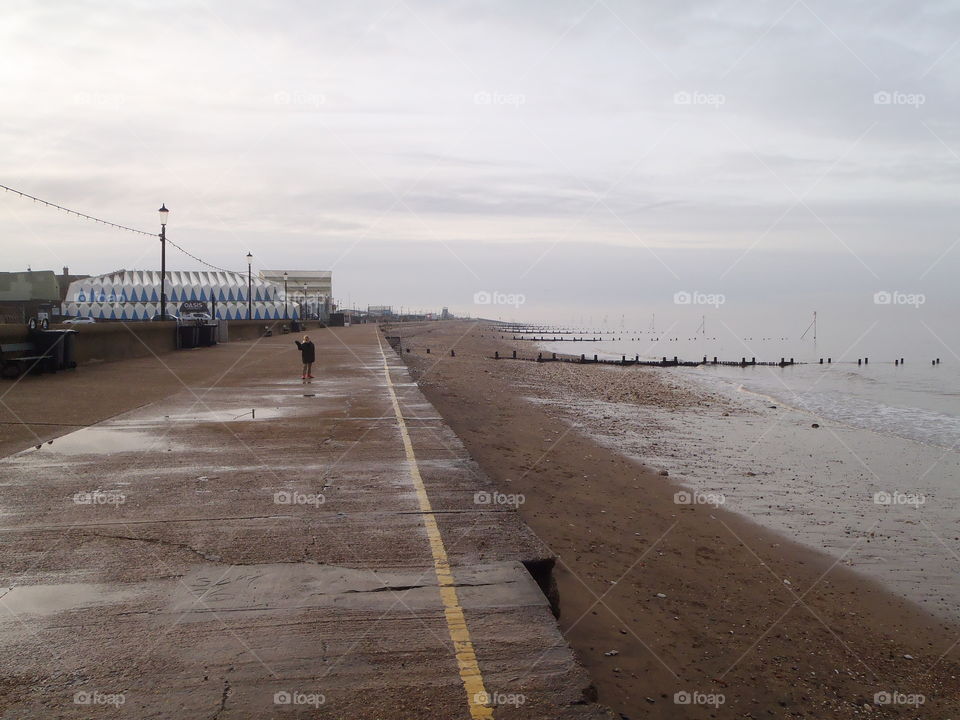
[
  {"x1": 62, "y1": 316, "x2": 96, "y2": 325},
  {"x1": 150, "y1": 313, "x2": 180, "y2": 322},
  {"x1": 179, "y1": 311, "x2": 212, "y2": 322}
]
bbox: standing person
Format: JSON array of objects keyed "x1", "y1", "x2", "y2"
[{"x1": 294, "y1": 335, "x2": 315, "y2": 379}]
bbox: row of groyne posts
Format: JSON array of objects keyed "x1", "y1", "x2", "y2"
[
  {"x1": 492, "y1": 350, "x2": 797, "y2": 367},
  {"x1": 493, "y1": 352, "x2": 946, "y2": 366},
  {"x1": 384, "y1": 333, "x2": 943, "y2": 367},
  {"x1": 384, "y1": 334, "x2": 796, "y2": 366},
  {"x1": 495, "y1": 327, "x2": 945, "y2": 367},
  {"x1": 819, "y1": 357, "x2": 943, "y2": 366}
]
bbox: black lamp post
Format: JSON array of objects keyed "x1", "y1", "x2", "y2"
[
  {"x1": 158, "y1": 204, "x2": 169, "y2": 319},
  {"x1": 302, "y1": 282, "x2": 307, "y2": 321},
  {"x1": 246, "y1": 252, "x2": 253, "y2": 320},
  {"x1": 283, "y1": 271, "x2": 289, "y2": 319}
]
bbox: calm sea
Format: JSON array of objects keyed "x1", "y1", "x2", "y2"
[{"x1": 535, "y1": 331, "x2": 960, "y2": 451}]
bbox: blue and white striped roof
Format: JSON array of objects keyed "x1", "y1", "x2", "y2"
[
  {"x1": 66, "y1": 269, "x2": 282, "y2": 304},
  {"x1": 63, "y1": 269, "x2": 298, "y2": 320},
  {"x1": 62, "y1": 301, "x2": 299, "y2": 321}
]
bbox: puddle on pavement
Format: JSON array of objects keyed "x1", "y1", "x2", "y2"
[
  {"x1": 333, "y1": 416, "x2": 442, "y2": 421},
  {"x1": 155, "y1": 408, "x2": 289, "y2": 423},
  {"x1": 0, "y1": 583, "x2": 141, "y2": 619},
  {"x1": 12, "y1": 427, "x2": 173, "y2": 457},
  {"x1": 109, "y1": 407, "x2": 296, "y2": 427}
]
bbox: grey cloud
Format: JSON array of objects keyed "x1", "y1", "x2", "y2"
[{"x1": 2, "y1": 0, "x2": 959, "y2": 322}]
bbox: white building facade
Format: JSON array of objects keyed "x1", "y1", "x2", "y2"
[
  {"x1": 259, "y1": 270, "x2": 333, "y2": 322},
  {"x1": 63, "y1": 270, "x2": 297, "y2": 321}
]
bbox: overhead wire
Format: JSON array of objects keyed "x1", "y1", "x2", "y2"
[{"x1": 1, "y1": 183, "x2": 241, "y2": 274}]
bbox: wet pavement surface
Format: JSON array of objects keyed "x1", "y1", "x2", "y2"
[{"x1": 0, "y1": 326, "x2": 609, "y2": 719}]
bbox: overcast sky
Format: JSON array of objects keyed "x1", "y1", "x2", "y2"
[{"x1": 2, "y1": 0, "x2": 958, "y2": 348}]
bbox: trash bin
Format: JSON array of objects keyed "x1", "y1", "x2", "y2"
[
  {"x1": 59, "y1": 330, "x2": 78, "y2": 369},
  {"x1": 178, "y1": 325, "x2": 200, "y2": 349},
  {"x1": 198, "y1": 323, "x2": 218, "y2": 346},
  {"x1": 28, "y1": 329, "x2": 78, "y2": 371}
]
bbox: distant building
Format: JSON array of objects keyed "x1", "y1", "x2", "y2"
[
  {"x1": 367, "y1": 305, "x2": 393, "y2": 318},
  {"x1": 0, "y1": 270, "x2": 61, "y2": 323},
  {"x1": 259, "y1": 270, "x2": 332, "y2": 322},
  {"x1": 441, "y1": 307, "x2": 451, "y2": 320}
]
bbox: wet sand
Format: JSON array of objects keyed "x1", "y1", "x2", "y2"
[
  {"x1": 396, "y1": 320, "x2": 960, "y2": 719},
  {"x1": 521, "y1": 361, "x2": 960, "y2": 622}
]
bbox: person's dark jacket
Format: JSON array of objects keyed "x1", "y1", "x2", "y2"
[{"x1": 295, "y1": 340, "x2": 315, "y2": 363}]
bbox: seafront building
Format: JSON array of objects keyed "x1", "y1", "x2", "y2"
[
  {"x1": 61, "y1": 269, "x2": 333, "y2": 321},
  {"x1": 259, "y1": 270, "x2": 333, "y2": 321},
  {"x1": 0, "y1": 270, "x2": 61, "y2": 323}
]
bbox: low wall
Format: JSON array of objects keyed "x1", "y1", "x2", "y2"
[
  {"x1": 0, "y1": 320, "x2": 325, "y2": 367},
  {"x1": 64, "y1": 321, "x2": 178, "y2": 364},
  {"x1": 222, "y1": 320, "x2": 324, "y2": 342}
]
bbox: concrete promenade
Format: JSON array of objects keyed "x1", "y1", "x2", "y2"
[{"x1": 0, "y1": 325, "x2": 610, "y2": 719}]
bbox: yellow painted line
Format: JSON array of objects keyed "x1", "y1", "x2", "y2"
[{"x1": 377, "y1": 334, "x2": 494, "y2": 720}]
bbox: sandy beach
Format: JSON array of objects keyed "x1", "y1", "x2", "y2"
[
  {"x1": 516, "y1": 356, "x2": 960, "y2": 624},
  {"x1": 396, "y1": 319, "x2": 960, "y2": 719}
]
